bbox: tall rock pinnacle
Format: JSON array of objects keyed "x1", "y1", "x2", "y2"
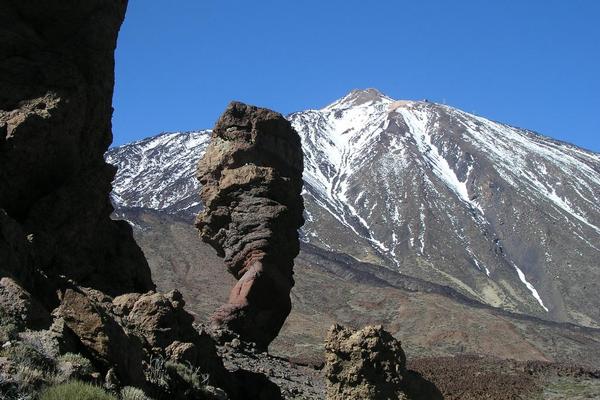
[{"x1": 196, "y1": 101, "x2": 304, "y2": 349}]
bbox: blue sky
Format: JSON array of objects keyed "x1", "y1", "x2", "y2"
[{"x1": 113, "y1": 0, "x2": 599, "y2": 152}]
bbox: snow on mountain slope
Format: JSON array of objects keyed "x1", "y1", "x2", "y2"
[
  {"x1": 106, "y1": 131, "x2": 210, "y2": 216},
  {"x1": 106, "y1": 89, "x2": 600, "y2": 327}
]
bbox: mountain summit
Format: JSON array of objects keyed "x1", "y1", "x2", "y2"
[
  {"x1": 107, "y1": 90, "x2": 600, "y2": 329},
  {"x1": 327, "y1": 88, "x2": 393, "y2": 108}
]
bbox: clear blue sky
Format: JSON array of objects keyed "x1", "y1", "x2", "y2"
[{"x1": 113, "y1": 0, "x2": 599, "y2": 152}]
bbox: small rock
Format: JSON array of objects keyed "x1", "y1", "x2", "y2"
[
  {"x1": 203, "y1": 385, "x2": 228, "y2": 400},
  {"x1": 105, "y1": 367, "x2": 120, "y2": 391}
]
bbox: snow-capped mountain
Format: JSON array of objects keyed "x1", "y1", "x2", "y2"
[
  {"x1": 107, "y1": 131, "x2": 210, "y2": 216},
  {"x1": 106, "y1": 89, "x2": 600, "y2": 327}
]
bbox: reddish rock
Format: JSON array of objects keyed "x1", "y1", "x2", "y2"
[{"x1": 196, "y1": 101, "x2": 304, "y2": 349}]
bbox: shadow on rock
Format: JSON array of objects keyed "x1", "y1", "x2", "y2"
[{"x1": 403, "y1": 370, "x2": 444, "y2": 400}]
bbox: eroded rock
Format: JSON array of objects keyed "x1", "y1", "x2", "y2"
[
  {"x1": 196, "y1": 101, "x2": 304, "y2": 349},
  {"x1": 53, "y1": 288, "x2": 146, "y2": 386},
  {"x1": 324, "y1": 324, "x2": 409, "y2": 400},
  {"x1": 0, "y1": 277, "x2": 50, "y2": 331},
  {"x1": 0, "y1": 0, "x2": 153, "y2": 297}
]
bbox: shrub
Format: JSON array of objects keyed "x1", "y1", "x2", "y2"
[
  {"x1": 120, "y1": 386, "x2": 152, "y2": 400},
  {"x1": 145, "y1": 356, "x2": 168, "y2": 388},
  {"x1": 0, "y1": 321, "x2": 18, "y2": 343},
  {"x1": 1, "y1": 342, "x2": 56, "y2": 373},
  {"x1": 0, "y1": 306, "x2": 25, "y2": 344},
  {"x1": 40, "y1": 381, "x2": 117, "y2": 400},
  {"x1": 165, "y1": 361, "x2": 209, "y2": 390},
  {"x1": 55, "y1": 353, "x2": 95, "y2": 382},
  {"x1": 14, "y1": 365, "x2": 45, "y2": 390}
]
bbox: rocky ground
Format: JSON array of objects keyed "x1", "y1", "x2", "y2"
[
  {"x1": 124, "y1": 209, "x2": 600, "y2": 372},
  {"x1": 212, "y1": 331, "x2": 325, "y2": 400},
  {"x1": 205, "y1": 324, "x2": 600, "y2": 400}
]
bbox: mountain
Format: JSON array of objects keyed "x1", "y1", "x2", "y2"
[{"x1": 107, "y1": 89, "x2": 600, "y2": 329}]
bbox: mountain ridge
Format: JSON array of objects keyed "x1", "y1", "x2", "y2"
[{"x1": 107, "y1": 89, "x2": 600, "y2": 329}]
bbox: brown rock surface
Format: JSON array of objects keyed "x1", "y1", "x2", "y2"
[
  {"x1": 0, "y1": 277, "x2": 50, "y2": 331},
  {"x1": 0, "y1": 2, "x2": 238, "y2": 397},
  {"x1": 324, "y1": 324, "x2": 442, "y2": 400},
  {"x1": 324, "y1": 324, "x2": 409, "y2": 400},
  {"x1": 0, "y1": 0, "x2": 153, "y2": 296},
  {"x1": 196, "y1": 101, "x2": 304, "y2": 349},
  {"x1": 53, "y1": 287, "x2": 147, "y2": 386},
  {"x1": 120, "y1": 290, "x2": 195, "y2": 349}
]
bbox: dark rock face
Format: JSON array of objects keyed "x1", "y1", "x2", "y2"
[
  {"x1": 0, "y1": 1, "x2": 233, "y2": 396},
  {"x1": 0, "y1": 0, "x2": 153, "y2": 296},
  {"x1": 196, "y1": 101, "x2": 304, "y2": 349}
]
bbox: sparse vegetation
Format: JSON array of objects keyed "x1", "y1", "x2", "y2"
[
  {"x1": 0, "y1": 307, "x2": 21, "y2": 343},
  {"x1": 0, "y1": 337, "x2": 100, "y2": 399},
  {"x1": 1, "y1": 341, "x2": 55, "y2": 373},
  {"x1": 145, "y1": 355, "x2": 168, "y2": 388},
  {"x1": 540, "y1": 376, "x2": 600, "y2": 400},
  {"x1": 40, "y1": 381, "x2": 116, "y2": 400},
  {"x1": 120, "y1": 386, "x2": 152, "y2": 400},
  {"x1": 165, "y1": 360, "x2": 210, "y2": 391},
  {"x1": 0, "y1": 321, "x2": 18, "y2": 343},
  {"x1": 55, "y1": 353, "x2": 95, "y2": 382}
]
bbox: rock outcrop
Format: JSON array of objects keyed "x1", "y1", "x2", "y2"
[
  {"x1": 325, "y1": 324, "x2": 410, "y2": 400},
  {"x1": 0, "y1": 2, "x2": 239, "y2": 398},
  {"x1": 324, "y1": 324, "x2": 443, "y2": 400},
  {"x1": 0, "y1": 0, "x2": 153, "y2": 296},
  {"x1": 196, "y1": 101, "x2": 304, "y2": 349}
]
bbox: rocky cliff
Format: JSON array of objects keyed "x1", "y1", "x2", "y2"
[
  {"x1": 0, "y1": 2, "x2": 239, "y2": 399},
  {"x1": 0, "y1": 0, "x2": 153, "y2": 297},
  {"x1": 196, "y1": 102, "x2": 304, "y2": 349}
]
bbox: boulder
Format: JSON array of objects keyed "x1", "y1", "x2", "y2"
[
  {"x1": 53, "y1": 288, "x2": 146, "y2": 386},
  {"x1": 0, "y1": 277, "x2": 51, "y2": 331},
  {"x1": 324, "y1": 324, "x2": 408, "y2": 400},
  {"x1": 117, "y1": 290, "x2": 196, "y2": 350}
]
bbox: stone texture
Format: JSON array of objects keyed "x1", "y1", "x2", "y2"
[
  {"x1": 196, "y1": 101, "x2": 304, "y2": 349},
  {"x1": 53, "y1": 288, "x2": 147, "y2": 385},
  {"x1": 0, "y1": 277, "x2": 50, "y2": 330},
  {"x1": 324, "y1": 324, "x2": 409, "y2": 400},
  {"x1": 0, "y1": 0, "x2": 153, "y2": 296},
  {"x1": 119, "y1": 290, "x2": 195, "y2": 349},
  {"x1": 0, "y1": 2, "x2": 281, "y2": 399}
]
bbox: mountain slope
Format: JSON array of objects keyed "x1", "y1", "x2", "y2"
[
  {"x1": 106, "y1": 89, "x2": 600, "y2": 327},
  {"x1": 115, "y1": 208, "x2": 600, "y2": 369}
]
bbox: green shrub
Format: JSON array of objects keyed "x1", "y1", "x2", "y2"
[
  {"x1": 40, "y1": 381, "x2": 117, "y2": 400},
  {"x1": 120, "y1": 386, "x2": 152, "y2": 400},
  {"x1": 165, "y1": 361, "x2": 209, "y2": 390}
]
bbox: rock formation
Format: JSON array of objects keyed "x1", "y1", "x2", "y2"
[
  {"x1": 324, "y1": 324, "x2": 443, "y2": 400},
  {"x1": 325, "y1": 324, "x2": 410, "y2": 400},
  {"x1": 196, "y1": 101, "x2": 304, "y2": 349},
  {"x1": 0, "y1": 0, "x2": 153, "y2": 296},
  {"x1": 0, "y1": 2, "x2": 242, "y2": 398}
]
